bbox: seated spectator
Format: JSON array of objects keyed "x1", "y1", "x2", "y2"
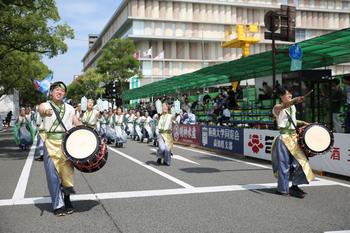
[
  {"x1": 218, "y1": 104, "x2": 231, "y2": 126},
  {"x1": 227, "y1": 88, "x2": 239, "y2": 109},
  {"x1": 183, "y1": 111, "x2": 196, "y2": 125},
  {"x1": 258, "y1": 81, "x2": 273, "y2": 100},
  {"x1": 181, "y1": 97, "x2": 191, "y2": 113}
]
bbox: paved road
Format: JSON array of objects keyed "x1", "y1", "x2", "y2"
[{"x1": 0, "y1": 127, "x2": 350, "y2": 233}]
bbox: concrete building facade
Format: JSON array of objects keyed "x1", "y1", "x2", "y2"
[{"x1": 82, "y1": 0, "x2": 350, "y2": 87}]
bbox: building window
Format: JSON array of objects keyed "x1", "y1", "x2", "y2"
[
  {"x1": 133, "y1": 21, "x2": 144, "y2": 35},
  {"x1": 342, "y1": 1, "x2": 350, "y2": 9},
  {"x1": 296, "y1": 29, "x2": 306, "y2": 41},
  {"x1": 142, "y1": 61, "x2": 152, "y2": 76}
]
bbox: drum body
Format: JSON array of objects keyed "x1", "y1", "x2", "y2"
[
  {"x1": 298, "y1": 123, "x2": 334, "y2": 157},
  {"x1": 62, "y1": 125, "x2": 108, "y2": 173}
]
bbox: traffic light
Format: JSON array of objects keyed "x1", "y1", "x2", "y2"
[{"x1": 102, "y1": 82, "x2": 117, "y2": 99}]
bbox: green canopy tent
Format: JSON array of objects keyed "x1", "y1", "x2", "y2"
[{"x1": 123, "y1": 28, "x2": 350, "y2": 101}]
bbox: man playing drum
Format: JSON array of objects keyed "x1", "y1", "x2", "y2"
[
  {"x1": 38, "y1": 81, "x2": 81, "y2": 216},
  {"x1": 271, "y1": 88, "x2": 314, "y2": 198}
]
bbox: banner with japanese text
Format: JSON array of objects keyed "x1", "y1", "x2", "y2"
[
  {"x1": 243, "y1": 129, "x2": 278, "y2": 161},
  {"x1": 243, "y1": 129, "x2": 350, "y2": 177},
  {"x1": 309, "y1": 133, "x2": 350, "y2": 177},
  {"x1": 173, "y1": 124, "x2": 201, "y2": 145},
  {"x1": 200, "y1": 126, "x2": 244, "y2": 154}
]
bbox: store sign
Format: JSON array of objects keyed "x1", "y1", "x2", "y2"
[
  {"x1": 243, "y1": 129, "x2": 278, "y2": 161},
  {"x1": 201, "y1": 126, "x2": 243, "y2": 154},
  {"x1": 309, "y1": 133, "x2": 350, "y2": 177},
  {"x1": 173, "y1": 124, "x2": 200, "y2": 145}
]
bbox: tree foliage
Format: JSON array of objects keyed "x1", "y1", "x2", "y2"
[
  {"x1": 96, "y1": 38, "x2": 140, "y2": 89},
  {"x1": 66, "y1": 68, "x2": 105, "y2": 104},
  {"x1": 0, "y1": 0, "x2": 74, "y2": 106},
  {"x1": 0, "y1": 0, "x2": 74, "y2": 60},
  {"x1": 0, "y1": 51, "x2": 50, "y2": 106}
]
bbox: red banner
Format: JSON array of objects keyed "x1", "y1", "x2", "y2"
[{"x1": 173, "y1": 124, "x2": 200, "y2": 145}]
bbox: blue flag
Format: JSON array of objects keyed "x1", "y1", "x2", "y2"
[{"x1": 32, "y1": 73, "x2": 53, "y2": 97}]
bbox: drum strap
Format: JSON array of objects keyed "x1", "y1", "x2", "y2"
[
  {"x1": 50, "y1": 103, "x2": 68, "y2": 133},
  {"x1": 285, "y1": 111, "x2": 297, "y2": 131}
]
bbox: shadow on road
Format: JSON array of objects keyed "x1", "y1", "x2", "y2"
[
  {"x1": 34, "y1": 200, "x2": 100, "y2": 216},
  {"x1": 0, "y1": 138, "x2": 30, "y2": 160}
]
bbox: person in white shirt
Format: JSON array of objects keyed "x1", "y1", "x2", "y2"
[
  {"x1": 156, "y1": 103, "x2": 174, "y2": 166},
  {"x1": 112, "y1": 107, "x2": 127, "y2": 147},
  {"x1": 271, "y1": 88, "x2": 314, "y2": 198},
  {"x1": 218, "y1": 105, "x2": 231, "y2": 125},
  {"x1": 80, "y1": 99, "x2": 100, "y2": 129},
  {"x1": 38, "y1": 81, "x2": 82, "y2": 216}
]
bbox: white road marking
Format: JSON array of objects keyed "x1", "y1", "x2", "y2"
[
  {"x1": 174, "y1": 145, "x2": 270, "y2": 169},
  {"x1": 12, "y1": 136, "x2": 38, "y2": 202},
  {"x1": 150, "y1": 148, "x2": 200, "y2": 165},
  {"x1": 324, "y1": 231, "x2": 350, "y2": 233},
  {"x1": 0, "y1": 178, "x2": 339, "y2": 207},
  {"x1": 174, "y1": 145, "x2": 350, "y2": 191},
  {"x1": 108, "y1": 147, "x2": 194, "y2": 189}
]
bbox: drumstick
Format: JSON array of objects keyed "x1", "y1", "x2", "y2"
[{"x1": 303, "y1": 89, "x2": 313, "y2": 98}]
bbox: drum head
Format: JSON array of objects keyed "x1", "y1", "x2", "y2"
[
  {"x1": 303, "y1": 124, "x2": 332, "y2": 153},
  {"x1": 64, "y1": 126, "x2": 99, "y2": 161}
]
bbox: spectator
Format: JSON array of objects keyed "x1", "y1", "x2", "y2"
[
  {"x1": 331, "y1": 79, "x2": 343, "y2": 133},
  {"x1": 183, "y1": 111, "x2": 196, "y2": 125},
  {"x1": 181, "y1": 97, "x2": 191, "y2": 113},
  {"x1": 343, "y1": 74, "x2": 350, "y2": 133},
  {"x1": 259, "y1": 81, "x2": 273, "y2": 100},
  {"x1": 218, "y1": 104, "x2": 231, "y2": 126},
  {"x1": 5, "y1": 111, "x2": 12, "y2": 127},
  {"x1": 227, "y1": 88, "x2": 238, "y2": 109},
  {"x1": 273, "y1": 80, "x2": 282, "y2": 98}
]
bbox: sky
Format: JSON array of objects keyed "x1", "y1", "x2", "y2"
[{"x1": 42, "y1": 0, "x2": 122, "y2": 84}]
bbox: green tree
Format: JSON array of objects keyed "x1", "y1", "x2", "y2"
[
  {"x1": 0, "y1": 51, "x2": 50, "y2": 106},
  {"x1": 96, "y1": 38, "x2": 140, "y2": 94},
  {"x1": 0, "y1": 0, "x2": 74, "y2": 60},
  {"x1": 67, "y1": 68, "x2": 105, "y2": 104}
]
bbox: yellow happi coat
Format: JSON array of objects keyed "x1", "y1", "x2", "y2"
[
  {"x1": 41, "y1": 102, "x2": 75, "y2": 187},
  {"x1": 272, "y1": 105, "x2": 314, "y2": 182},
  {"x1": 158, "y1": 113, "x2": 174, "y2": 151}
]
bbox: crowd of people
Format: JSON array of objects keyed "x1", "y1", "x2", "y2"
[{"x1": 3, "y1": 75, "x2": 349, "y2": 216}]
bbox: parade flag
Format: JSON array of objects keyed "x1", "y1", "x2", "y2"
[
  {"x1": 154, "y1": 51, "x2": 164, "y2": 60},
  {"x1": 143, "y1": 47, "x2": 152, "y2": 57},
  {"x1": 133, "y1": 50, "x2": 141, "y2": 60},
  {"x1": 31, "y1": 73, "x2": 53, "y2": 97}
]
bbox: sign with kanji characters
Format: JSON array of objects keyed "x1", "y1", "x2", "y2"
[
  {"x1": 201, "y1": 126, "x2": 243, "y2": 154},
  {"x1": 243, "y1": 129, "x2": 350, "y2": 177},
  {"x1": 309, "y1": 133, "x2": 350, "y2": 177},
  {"x1": 173, "y1": 124, "x2": 200, "y2": 145},
  {"x1": 243, "y1": 129, "x2": 278, "y2": 161}
]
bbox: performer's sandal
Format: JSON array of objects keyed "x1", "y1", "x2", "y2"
[
  {"x1": 289, "y1": 186, "x2": 305, "y2": 199},
  {"x1": 54, "y1": 207, "x2": 66, "y2": 217},
  {"x1": 64, "y1": 195, "x2": 74, "y2": 214}
]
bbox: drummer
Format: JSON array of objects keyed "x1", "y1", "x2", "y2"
[
  {"x1": 80, "y1": 99, "x2": 101, "y2": 129},
  {"x1": 271, "y1": 88, "x2": 314, "y2": 198},
  {"x1": 38, "y1": 81, "x2": 82, "y2": 216}
]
